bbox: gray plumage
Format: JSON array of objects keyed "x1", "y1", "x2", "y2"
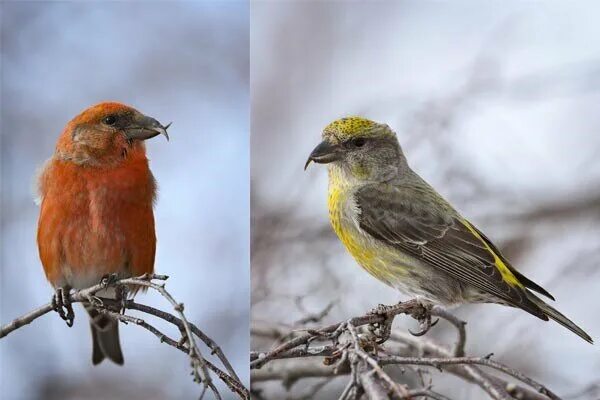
[{"x1": 85, "y1": 303, "x2": 124, "y2": 365}]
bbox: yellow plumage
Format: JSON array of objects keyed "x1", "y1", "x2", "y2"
[
  {"x1": 328, "y1": 168, "x2": 408, "y2": 289},
  {"x1": 460, "y1": 219, "x2": 522, "y2": 287}
]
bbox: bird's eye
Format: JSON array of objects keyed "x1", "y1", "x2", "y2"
[
  {"x1": 103, "y1": 115, "x2": 117, "y2": 126},
  {"x1": 352, "y1": 138, "x2": 366, "y2": 148}
]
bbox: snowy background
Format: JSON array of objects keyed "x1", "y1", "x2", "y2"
[
  {"x1": 0, "y1": 2, "x2": 248, "y2": 400},
  {"x1": 251, "y1": 1, "x2": 600, "y2": 399}
]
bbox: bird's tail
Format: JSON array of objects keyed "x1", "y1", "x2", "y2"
[
  {"x1": 85, "y1": 303, "x2": 124, "y2": 365},
  {"x1": 527, "y1": 293, "x2": 593, "y2": 344}
]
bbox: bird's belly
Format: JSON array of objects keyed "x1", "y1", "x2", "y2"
[
  {"x1": 41, "y1": 197, "x2": 132, "y2": 289},
  {"x1": 328, "y1": 185, "x2": 467, "y2": 305},
  {"x1": 332, "y1": 210, "x2": 466, "y2": 305},
  {"x1": 59, "y1": 223, "x2": 129, "y2": 289}
]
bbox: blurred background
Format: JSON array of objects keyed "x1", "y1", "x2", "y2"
[
  {"x1": 251, "y1": 1, "x2": 600, "y2": 399},
  {"x1": 1, "y1": 2, "x2": 248, "y2": 400}
]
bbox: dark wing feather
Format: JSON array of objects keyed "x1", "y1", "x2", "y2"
[
  {"x1": 467, "y1": 223, "x2": 555, "y2": 300},
  {"x1": 355, "y1": 183, "x2": 548, "y2": 320}
]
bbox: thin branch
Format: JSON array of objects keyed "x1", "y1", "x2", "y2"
[
  {"x1": 251, "y1": 300, "x2": 561, "y2": 400},
  {"x1": 430, "y1": 306, "x2": 467, "y2": 357},
  {"x1": 359, "y1": 369, "x2": 390, "y2": 400},
  {"x1": 251, "y1": 299, "x2": 425, "y2": 369},
  {"x1": 379, "y1": 355, "x2": 560, "y2": 400},
  {"x1": 117, "y1": 275, "x2": 213, "y2": 395},
  {"x1": 403, "y1": 388, "x2": 454, "y2": 400},
  {"x1": 1, "y1": 278, "x2": 113, "y2": 338},
  {"x1": 0, "y1": 274, "x2": 249, "y2": 400},
  {"x1": 126, "y1": 301, "x2": 242, "y2": 384},
  {"x1": 347, "y1": 322, "x2": 410, "y2": 399}
]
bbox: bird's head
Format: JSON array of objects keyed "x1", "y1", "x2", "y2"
[
  {"x1": 305, "y1": 117, "x2": 407, "y2": 182},
  {"x1": 55, "y1": 102, "x2": 170, "y2": 166}
]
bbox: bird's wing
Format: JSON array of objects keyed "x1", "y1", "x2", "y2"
[
  {"x1": 355, "y1": 183, "x2": 548, "y2": 320},
  {"x1": 465, "y1": 222, "x2": 554, "y2": 300}
]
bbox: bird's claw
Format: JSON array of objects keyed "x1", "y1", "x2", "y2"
[
  {"x1": 86, "y1": 294, "x2": 104, "y2": 308},
  {"x1": 408, "y1": 303, "x2": 438, "y2": 337},
  {"x1": 52, "y1": 287, "x2": 74, "y2": 327},
  {"x1": 367, "y1": 303, "x2": 400, "y2": 344},
  {"x1": 100, "y1": 273, "x2": 119, "y2": 288}
]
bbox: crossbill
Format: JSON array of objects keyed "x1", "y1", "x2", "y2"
[
  {"x1": 36, "y1": 102, "x2": 170, "y2": 364},
  {"x1": 305, "y1": 117, "x2": 592, "y2": 344}
]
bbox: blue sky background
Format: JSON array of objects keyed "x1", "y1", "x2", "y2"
[{"x1": 1, "y1": 2, "x2": 248, "y2": 399}]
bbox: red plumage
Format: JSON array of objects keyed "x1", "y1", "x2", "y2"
[{"x1": 36, "y1": 102, "x2": 168, "y2": 364}]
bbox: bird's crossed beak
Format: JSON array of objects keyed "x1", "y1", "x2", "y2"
[
  {"x1": 124, "y1": 115, "x2": 171, "y2": 142},
  {"x1": 304, "y1": 140, "x2": 341, "y2": 170}
]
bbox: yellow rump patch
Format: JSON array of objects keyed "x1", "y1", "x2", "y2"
[{"x1": 461, "y1": 219, "x2": 523, "y2": 288}]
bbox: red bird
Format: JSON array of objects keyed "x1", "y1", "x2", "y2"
[{"x1": 36, "y1": 102, "x2": 169, "y2": 364}]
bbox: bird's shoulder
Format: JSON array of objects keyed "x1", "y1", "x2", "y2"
[{"x1": 354, "y1": 179, "x2": 457, "y2": 231}]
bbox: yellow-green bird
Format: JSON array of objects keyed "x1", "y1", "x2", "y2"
[{"x1": 305, "y1": 116, "x2": 593, "y2": 344}]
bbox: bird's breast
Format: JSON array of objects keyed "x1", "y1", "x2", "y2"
[
  {"x1": 38, "y1": 159, "x2": 156, "y2": 288},
  {"x1": 327, "y1": 181, "x2": 450, "y2": 297},
  {"x1": 328, "y1": 183, "x2": 399, "y2": 286}
]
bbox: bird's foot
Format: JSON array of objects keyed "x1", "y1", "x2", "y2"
[
  {"x1": 367, "y1": 303, "x2": 402, "y2": 344},
  {"x1": 100, "y1": 273, "x2": 119, "y2": 288},
  {"x1": 408, "y1": 302, "x2": 439, "y2": 337},
  {"x1": 85, "y1": 294, "x2": 104, "y2": 308},
  {"x1": 52, "y1": 287, "x2": 74, "y2": 327}
]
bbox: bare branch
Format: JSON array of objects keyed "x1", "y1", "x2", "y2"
[
  {"x1": 251, "y1": 300, "x2": 562, "y2": 400},
  {"x1": 378, "y1": 355, "x2": 559, "y2": 400},
  {"x1": 430, "y1": 306, "x2": 467, "y2": 357},
  {"x1": 0, "y1": 274, "x2": 249, "y2": 400}
]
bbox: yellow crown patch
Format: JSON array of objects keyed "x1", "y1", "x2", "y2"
[{"x1": 323, "y1": 117, "x2": 388, "y2": 141}]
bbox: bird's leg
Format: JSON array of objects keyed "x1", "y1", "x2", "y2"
[
  {"x1": 52, "y1": 286, "x2": 74, "y2": 327},
  {"x1": 51, "y1": 288, "x2": 66, "y2": 318},
  {"x1": 408, "y1": 301, "x2": 439, "y2": 337},
  {"x1": 115, "y1": 285, "x2": 129, "y2": 314}
]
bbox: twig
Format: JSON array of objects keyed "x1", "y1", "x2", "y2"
[
  {"x1": 126, "y1": 301, "x2": 242, "y2": 384},
  {"x1": 359, "y1": 369, "x2": 390, "y2": 400},
  {"x1": 251, "y1": 299, "x2": 424, "y2": 369},
  {"x1": 0, "y1": 274, "x2": 249, "y2": 400},
  {"x1": 379, "y1": 355, "x2": 560, "y2": 400},
  {"x1": 389, "y1": 332, "x2": 550, "y2": 400},
  {"x1": 251, "y1": 300, "x2": 561, "y2": 400},
  {"x1": 1, "y1": 279, "x2": 112, "y2": 338},
  {"x1": 403, "y1": 388, "x2": 454, "y2": 400},
  {"x1": 294, "y1": 299, "x2": 336, "y2": 325},
  {"x1": 347, "y1": 322, "x2": 410, "y2": 399},
  {"x1": 101, "y1": 301, "x2": 248, "y2": 399},
  {"x1": 430, "y1": 306, "x2": 467, "y2": 357},
  {"x1": 117, "y1": 275, "x2": 213, "y2": 396}
]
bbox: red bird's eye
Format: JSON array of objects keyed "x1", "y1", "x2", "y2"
[{"x1": 103, "y1": 115, "x2": 117, "y2": 126}]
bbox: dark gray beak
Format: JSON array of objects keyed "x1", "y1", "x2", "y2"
[
  {"x1": 304, "y1": 140, "x2": 341, "y2": 170},
  {"x1": 124, "y1": 115, "x2": 171, "y2": 142}
]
